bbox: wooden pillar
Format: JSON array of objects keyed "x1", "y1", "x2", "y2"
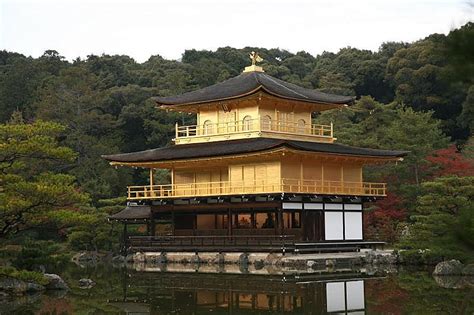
[
  {"x1": 122, "y1": 223, "x2": 128, "y2": 254},
  {"x1": 321, "y1": 163, "x2": 325, "y2": 193},
  {"x1": 171, "y1": 211, "x2": 175, "y2": 235},
  {"x1": 150, "y1": 217, "x2": 156, "y2": 236},
  {"x1": 149, "y1": 168, "x2": 154, "y2": 187},
  {"x1": 341, "y1": 165, "x2": 344, "y2": 194},
  {"x1": 300, "y1": 156, "x2": 303, "y2": 191},
  {"x1": 171, "y1": 167, "x2": 175, "y2": 186},
  {"x1": 228, "y1": 208, "x2": 232, "y2": 236},
  {"x1": 274, "y1": 207, "x2": 279, "y2": 236},
  {"x1": 278, "y1": 207, "x2": 284, "y2": 236}
]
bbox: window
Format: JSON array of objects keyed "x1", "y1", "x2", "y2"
[
  {"x1": 242, "y1": 115, "x2": 253, "y2": 131},
  {"x1": 196, "y1": 214, "x2": 215, "y2": 230},
  {"x1": 216, "y1": 214, "x2": 228, "y2": 229},
  {"x1": 203, "y1": 120, "x2": 213, "y2": 135},
  {"x1": 233, "y1": 213, "x2": 252, "y2": 229},
  {"x1": 283, "y1": 211, "x2": 301, "y2": 229},
  {"x1": 297, "y1": 119, "x2": 306, "y2": 133},
  {"x1": 255, "y1": 212, "x2": 275, "y2": 229},
  {"x1": 261, "y1": 115, "x2": 272, "y2": 130},
  {"x1": 195, "y1": 214, "x2": 228, "y2": 230}
]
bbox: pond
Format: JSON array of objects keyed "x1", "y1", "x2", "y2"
[{"x1": 1, "y1": 263, "x2": 473, "y2": 314}]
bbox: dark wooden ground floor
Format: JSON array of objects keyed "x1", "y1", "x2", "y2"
[{"x1": 112, "y1": 199, "x2": 384, "y2": 253}]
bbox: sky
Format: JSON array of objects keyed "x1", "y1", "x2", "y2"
[{"x1": 1, "y1": 0, "x2": 472, "y2": 62}]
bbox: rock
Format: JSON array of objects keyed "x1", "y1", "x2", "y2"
[
  {"x1": 460, "y1": 276, "x2": 474, "y2": 287},
  {"x1": 44, "y1": 274, "x2": 69, "y2": 290},
  {"x1": 158, "y1": 252, "x2": 168, "y2": 264},
  {"x1": 216, "y1": 253, "x2": 225, "y2": 265},
  {"x1": 364, "y1": 251, "x2": 376, "y2": 264},
  {"x1": 400, "y1": 224, "x2": 411, "y2": 238},
  {"x1": 26, "y1": 282, "x2": 45, "y2": 292},
  {"x1": 132, "y1": 252, "x2": 146, "y2": 263},
  {"x1": 125, "y1": 254, "x2": 135, "y2": 262},
  {"x1": 0, "y1": 275, "x2": 44, "y2": 294},
  {"x1": 306, "y1": 260, "x2": 316, "y2": 268},
  {"x1": 264, "y1": 253, "x2": 282, "y2": 265},
  {"x1": 247, "y1": 253, "x2": 267, "y2": 266},
  {"x1": 71, "y1": 251, "x2": 99, "y2": 263},
  {"x1": 78, "y1": 278, "x2": 95, "y2": 289},
  {"x1": 325, "y1": 259, "x2": 336, "y2": 267},
  {"x1": 190, "y1": 254, "x2": 201, "y2": 264},
  {"x1": 112, "y1": 255, "x2": 125, "y2": 263},
  {"x1": 254, "y1": 260, "x2": 265, "y2": 270},
  {"x1": 433, "y1": 275, "x2": 463, "y2": 289},
  {"x1": 462, "y1": 264, "x2": 474, "y2": 276},
  {"x1": 363, "y1": 250, "x2": 397, "y2": 265},
  {"x1": 238, "y1": 253, "x2": 249, "y2": 266},
  {"x1": 433, "y1": 260, "x2": 464, "y2": 276}
]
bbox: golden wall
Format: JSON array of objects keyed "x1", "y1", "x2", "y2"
[
  {"x1": 197, "y1": 97, "x2": 312, "y2": 128},
  {"x1": 280, "y1": 155, "x2": 362, "y2": 183},
  {"x1": 172, "y1": 155, "x2": 362, "y2": 186},
  {"x1": 229, "y1": 160, "x2": 281, "y2": 184}
]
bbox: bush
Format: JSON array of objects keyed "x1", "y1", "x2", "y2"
[
  {"x1": 0, "y1": 266, "x2": 48, "y2": 285},
  {"x1": 67, "y1": 219, "x2": 121, "y2": 252},
  {"x1": 12, "y1": 240, "x2": 69, "y2": 271},
  {"x1": 397, "y1": 248, "x2": 468, "y2": 265}
]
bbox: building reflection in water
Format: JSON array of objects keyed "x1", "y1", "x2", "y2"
[{"x1": 109, "y1": 270, "x2": 370, "y2": 314}]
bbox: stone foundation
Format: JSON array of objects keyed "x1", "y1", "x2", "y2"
[{"x1": 126, "y1": 250, "x2": 396, "y2": 270}]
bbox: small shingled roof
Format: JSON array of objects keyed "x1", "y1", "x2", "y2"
[
  {"x1": 102, "y1": 138, "x2": 408, "y2": 164},
  {"x1": 153, "y1": 71, "x2": 354, "y2": 106},
  {"x1": 109, "y1": 205, "x2": 151, "y2": 221}
]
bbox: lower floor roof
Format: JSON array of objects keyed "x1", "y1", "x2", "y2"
[
  {"x1": 109, "y1": 205, "x2": 151, "y2": 221},
  {"x1": 102, "y1": 138, "x2": 408, "y2": 165}
]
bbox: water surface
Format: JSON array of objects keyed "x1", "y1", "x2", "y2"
[{"x1": 1, "y1": 263, "x2": 473, "y2": 314}]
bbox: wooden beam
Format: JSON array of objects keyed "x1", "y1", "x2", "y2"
[{"x1": 149, "y1": 168, "x2": 154, "y2": 187}]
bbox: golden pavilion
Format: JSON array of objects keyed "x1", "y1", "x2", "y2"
[{"x1": 104, "y1": 54, "x2": 407, "y2": 253}]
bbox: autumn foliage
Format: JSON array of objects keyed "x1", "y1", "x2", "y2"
[
  {"x1": 426, "y1": 144, "x2": 474, "y2": 177},
  {"x1": 365, "y1": 144, "x2": 474, "y2": 244}
]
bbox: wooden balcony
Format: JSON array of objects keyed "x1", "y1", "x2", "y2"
[
  {"x1": 127, "y1": 179, "x2": 386, "y2": 200},
  {"x1": 174, "y1": 118, "x2": 334, "y2": 144}
]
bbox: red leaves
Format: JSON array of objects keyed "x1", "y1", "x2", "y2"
[
  {"x1": 365, "y1": 193, "x2": 407, "y2": 243},
  {"x1": 426, "y1": 144, "x2": 474, "y2": 177}
]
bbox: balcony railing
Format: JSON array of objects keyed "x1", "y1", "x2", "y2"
[
  {"x1": 127, "y1": 179, "x2": 386, "y2": 200},
  {"x1": 174, "y1": 118, "x2": 333, "y2": 143}
]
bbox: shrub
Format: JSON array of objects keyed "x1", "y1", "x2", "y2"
[
  {"x1": 0, "y1": 266, "x2": 48, "y2": 285},
  {"x1": 397, "y1": 248, "x2": 468, "y2": 265},
  {"x1": 12, "y1": 240, "x2": 69, "y2": 271}
]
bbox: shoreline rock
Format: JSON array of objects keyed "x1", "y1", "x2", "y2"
[
  {"x1": 44, "y1": 273, "x2": 69, "y2": 290},
  {"x1": 433, "y1": 260, "x2": 464, "y2": 276},
  {"x1": 0, "y1": 276, "x2": 44, "y2": 295},
  {"x1": 78, "y1": 278, "x2": 95, "y2": 289},
  {"x1": 0, "y1": 273, "x2": 68, "y2": 296}
]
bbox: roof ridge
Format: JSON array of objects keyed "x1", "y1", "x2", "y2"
[{"x1": 259, "y1": 73, "x2": 309, "y2": 99}]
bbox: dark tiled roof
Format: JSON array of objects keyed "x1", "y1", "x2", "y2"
[
  {"x1": 109, "y1": 205, "x2": 151, "y2": 220},
  {"x1": 153, "y1": 72, "x2": 354, "y2": 106},
  {"x1": 102, "y1": 138, "x2": 408, "y2": 163}
]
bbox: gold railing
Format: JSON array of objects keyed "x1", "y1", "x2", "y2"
[
  {"x1": 127, "y1": 179, "x2": 386, "y2": 200},
  {"x1": 175, "y1": 118, "x2": 333, "y2": 140}
]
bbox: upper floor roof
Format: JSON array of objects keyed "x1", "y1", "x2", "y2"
[{"x1": 153, "y1": 71, "x2": 354, "y2": 109}]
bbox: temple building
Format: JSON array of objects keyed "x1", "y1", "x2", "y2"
[{"x1": 104, "y1": 53, "x2": 407, "y2": 253}]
